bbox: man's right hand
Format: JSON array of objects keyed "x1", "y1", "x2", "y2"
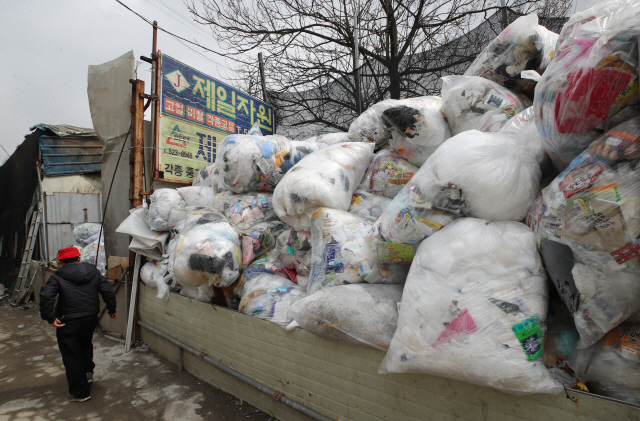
[{"x1": 51, "y1": 319, "x2": 65, "y2": 328}]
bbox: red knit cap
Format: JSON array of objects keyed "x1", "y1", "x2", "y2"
[{"x1": 57, "y1": 247, "x2": 80, "y2": 261}]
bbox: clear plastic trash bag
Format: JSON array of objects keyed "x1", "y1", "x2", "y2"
[
  {"x1": 543, "y1": 292, "x2": 581, "y2": 388},
  {"x1": 80, "y1": 239, "x2": 106, "y2": 276},
  {"x1": 146, "y1": 189, "x2": 187, "y2": 231},
  {"x1": 192, "y1": 162, "x2": 219, "y2": 193},
  {"x1": 177, "y1": 186, "x2": 216, "y2": 208},
  {"x1": 239, "y1": 273, "x2": 307, "y2": 328},
  {"x1": 442, "y1": 75, "x2": 532, "y2": 136},
  {"x1": 171, "y1": 217, "x2": 241, "y2": 288},
  {"x1": 526, "y1": 117, "x2": 640, "y2": 348},
  {"x1": 368, "y1": 130, "x2": 541, "y2": 263},
  {"x1": 273, "y1": 142, "x2": 374, "y2": 231},
  {"x1": 380, "y1": 218, "x2": 563, "y2": 395},
  {"x1": 289, "y1": 283, "x2": 403, "y2": 350},
  {"x1": 358, "y1": 149, "x2": 419, "y2": 199},
  {"x1": 140, "y1": 260, "x2": 171, "y2": 300},
  {"x1": 348, "y1": 190, "x2": 392, "y2": 219},
  {"x1": 533, "y1": 0, "x2": 640, "y2": 170},
  {"x1": 241, "y1": 220, "x2": 289, "y2": 267},
  {"x1": 180, "y1": 284, "x2": 214, "y2": 303},
  {"x1": 464, "y1": 14, "x2": 558, "y2": 96},
  {"x1": 303, "y1": 132, "x2": 351, "y2": 149},
  {"x1": 212, "y1": 191, "x2": 278, "y2": 232},
  {"x1": 276, "y1": 228, "x2": 312, "y2": 281},
  {"x1": 73, "y1": 223, "x2": 102, "y2": 247},
  {"x1": 570, "y1": 323, "x2": 640, "y2": 404},
  {"x1": 216, "y1": 134, "x2": 317, "y2": 193},
  {"x1": 498, "y1": 107, "x2": 549, "y2": 167}
]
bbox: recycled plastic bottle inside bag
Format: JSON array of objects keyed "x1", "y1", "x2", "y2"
[
  {"x1": 368, "y1": 130, "x2": 540, "y2": 264},
  {"x1": 358, "y1": 149, "x2": 419, "y2": 199},
  {"x1": 239, "y1": 273, "x2": 307, "y2": 328},
  {"x1": 441, "y1": 75, "x2": 532, "y2": 136},
  {"x1": 379, "y1": 218, "x2": 563, "y2": 395},
  {"x1": 289, "y1": 284, "x2": 403, "y2": 351},
  {"x1": 146, "y1": 189, "x2": 187, "y2": 231},
  {"x1": 533, "y1": 0, "x2": 640, "y2": 170},
  {"x1": 464, "y1": 14, "x2": 559, "y2": 97},
  {"x1": 216, "y1": 134, "x2": 317, "y2": 193},
  {"x1": 348, "y1": 189, "x2": 393, "y2": 218},
  {"x1": 527, "y1": 116, "x2": 640, "y2": 348},
  {"x1": 212, "y1": 191, "x2": 278, "y2": 232},
  {"x1": 272, "y1": 142, "x2": 374, "y2": 232},
  {"x1": 570, "y1": 323, "x2": 640, "y2": 404}
]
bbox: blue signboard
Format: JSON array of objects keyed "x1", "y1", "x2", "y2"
[{"x1": 161, "y1": 54, "x2": 274, "y2": 136}]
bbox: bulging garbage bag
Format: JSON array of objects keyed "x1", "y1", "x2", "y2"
[
  {"x1": 290, "y1": 284, "x2": 403, "y2": 350},
  {"x1": 498, "y1": 107, "x2": 549, "y2": 167},
  {"x1": 380, "y1": 218, "x2": 563, "y2": 395},
  {"x1": 239, "y1": 273, "x2": 307, "y2": 327},
  {"x1": 73, "y1": 223, "x2": 102, "y2": 247},
  {"x1": 526, "y1": 117, "x2": 640, "y2": 348},
  {"x1": 80, "y1": 239, "x2": 106, "y2": 276},
  {"x1": 384, "y1": 97, "x2": 451, "y2": 166},
  {"x1": 180, "y1": 284, "x2": 214, "y2": 303},
  {"x1": 304, "y1": 132, "x2": 351, "y2": 149},
  {"x1": 358, "y1": 149, "x2": 419, "y2": 199},
  {"x1": 192, "y1": 162, "x2": 219, "y2": 192},
  {"x1": 348, "y1": 190, "x2": 392, "y2": 218},
  {"x1": 241, "y1": 220, "x2": 289, "y2": 267},
  {"x1": 570, "y1": 323, "x2": 640, "y2": 403},
  {"x1": 140, "y1": 260, "x2": 171, "y2": 300},
  {"x1": 308, "y1": 208, "x2": 406, "y2": 295},
  {"x1": 177, "y1": 186, "x2": 216, "y2": 208},
  {"x1": 212, "y1": 191, "x2": 278, "y2": 231},
  {"x1": 146, "y1": 189, "x2": 187, "y2": 231},
  {"x1": 369, "y1": 130, "x2": 541, "y2": 263},
  {"x1": 464, "y1": 14, "x2": 558, "y2": 96},
  {"x1": 442, "y1": 75, "x2": 532, "y2": 136},
  {"x1": 273, "y1": 143, "x2": 374, "y2": 231},
  {"x1": 179, "y1": 207, "x2": 228, "y2": 235},
  {"x1": 171, "y1": 215, "x2": 241, "y2": 288},
  {"x1": 533, "y1": 0, "x2": 640, "y2": 170},
  {"x1": 276, "y1": 228, "x2": 312, "y2": 282},
  {"x1": 216, "y1": 134, "x2": 317, "y2": 193}
]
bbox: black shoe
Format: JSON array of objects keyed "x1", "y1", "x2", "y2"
[{"x1": 87, "y1": 373, "x2": 94, "y2": 384}]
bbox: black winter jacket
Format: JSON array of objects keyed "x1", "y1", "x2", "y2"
[{"x1": 39, "y1": 263, "x2": 117, "y2": 324}]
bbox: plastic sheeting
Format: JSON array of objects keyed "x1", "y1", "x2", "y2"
[
  {"x1": 146, "y1": 189, "x2": 187, "y2": 231},
  {"x1": 116, "y1": 206, "x2": 169, "y2": 261},
  {"x1": 368, "y1": 130, "x2": 541, "y2": 263},
  {"x1": 380, "y1": 218, "x2": 563, "y2": 395},
  {"x1": 358, "y1": 149, "x2": 418, "y2": 199},
  {"x1": 177, "y1": 186, "x2": 216, "y2": 208},
  {"x1": 526, "y1": 117, "x2": 640, "y2": 348},
  {"x1": 239, "y1": 273, "x2": 307, "y2": 327},
  {"x1": 216, "y1": 134, "x2": 317, "y2": 193},
  {"x1": 464, "y1": 14, "x2": 558, "y2": 96},
  {"x1": 241, "y1": 220, "x2": 289, "y2": 267},
  {"x1": 212, "y1": 191, "x2": 278, "y2": 231},
  {"x1": 73, "y1": 223, "x2": 102, "y2": 247},
  {"x1": 273, "y1": 142, "x2": 374, "y2": 231},
  {"x1": 348, "y1": 190, "x2": 392, "y2": 218},
  {"x1": 442, "y1": 76, "x2": 532, "y2": 136},
  {"x1": 290, "y1": 284, "x2": 403, "y2": 350},
  {"x1": 533, "y1": 0, "x2": 640, "y2": 170}
]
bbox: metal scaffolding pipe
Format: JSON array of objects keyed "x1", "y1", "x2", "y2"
[{"x1": 137, "y1": 320, "x2": 333, "y2": 421}]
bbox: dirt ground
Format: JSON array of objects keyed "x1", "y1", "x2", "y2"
[{"x1": 0, "y1": 297, "x2": 277, "y2": 421}]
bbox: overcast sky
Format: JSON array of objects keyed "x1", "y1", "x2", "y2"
[{"x1": 0, "y1": 0, "x2": 591, "y2": 162}]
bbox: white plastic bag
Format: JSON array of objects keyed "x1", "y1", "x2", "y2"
[
  {"x1": 212, "y1": 191, "x2": 278, "y2": 231},
  {"x1": 380, "y1": 218, "x2": 563, "y2": 395},
  {"x1": 304, "y1": 132, "x2": 351, "y2": 149},
  {"x1": 73, "y1": 223, "x2": 102, "y2": 247},
  {"x1": 80, "y1": 239, "x2": 106, "y2": 276},
  {"x1": 140, "y1": 260, "x2": 171, "y2": 300},
  {"x1": 180, "y1": 284, "x2": 214, "y2": 303},
  {"x1": 498, "y1": 107, "x2": 549, "y2": 167},
  {"x1": 290, "y1": 284, "x2": 403, "y2": 350},
  {"x1": 273, "y1": 143, "x2": 374, "y2": 231},
  {"x1": 192, "y1": 162, "x2": 218, "y2": 193},
  {"x1": 177, "y1": 186, "x2": 216, "y2": 208},
  {"x1": 369, "y1": 130, "x2": 541, "y2": 263},
  {"x1": 464, "y1": 14, "x2": 558, "y2": 96},
  {"x1": 533, "y1": 0, "x2": 640, "y2": 170},
  {"x1": 358, "y1": 149, "x2": 418, "y2": 199},
  {"x1": 238, "y1": 273, "x2": 307, "y2": 327},
  {"x1": 348, "y1": 190, "x2": 392, "y2": 218},
  {"x1": 442, "y1": 75, "x2": 532, "y2": 136},
  {"x1": 146, "y1": 189, "x2": 187, "y2": 231},
  {"x1": 216, "y1": 134, "x2": 317, "y2": 193},
  {"x1": 526, "y1": 117, "x2": 640, "y2": 348}
]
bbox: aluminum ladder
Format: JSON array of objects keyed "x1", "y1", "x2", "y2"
[{"x1": 10, "y1": 202, "x2": 42, "y2": 306}]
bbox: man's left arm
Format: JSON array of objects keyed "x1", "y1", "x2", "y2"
[{"x1": 98, "y1": 275, "x2": 117, "y2": 319}]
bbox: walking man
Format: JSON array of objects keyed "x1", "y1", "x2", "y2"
[{"x1": 39, "y1": 247, "x2": 118, "y2": 402}]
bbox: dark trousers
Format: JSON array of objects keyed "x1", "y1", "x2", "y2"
[{"x1": 56, "y1": 317, "x2": 98, "y2": 398}]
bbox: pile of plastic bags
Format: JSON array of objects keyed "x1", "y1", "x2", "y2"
[
  {"x1": 192, "y1": 162, "x2": 218, "y2": 192},
  {"x1": 80, "y1": 239, "x2": 106, "y2": 276},
  {"x1": 380, "y1": 218, "x2": 563, "y2": 395},
  {"x1": 240, "y1": 220, "x2": 289, "y2": 267},
  {"x1": 73, "y1": 223, "x2": 102, "y2": 247},
  {"x1": 358, "y1": 149, "x2": 418, "y2": 199},
  {"x1": 238, "y1": 273, "x2": 307, "y2": 327},
  {"x1": 146, "y1": 189, "x2": 187, "y2": 231},
  {"x1": 212, "y1": 191, "x2": 278, "y2": 231}
]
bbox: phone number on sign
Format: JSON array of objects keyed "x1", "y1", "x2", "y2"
[{"x1": 165, "y1": 148, "x2": 194, "y2": 159}]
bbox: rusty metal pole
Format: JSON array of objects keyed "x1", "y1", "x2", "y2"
[
  {"x1": 130, "y1": 79, "x2": 145, "y2": 209},
  {"x1": 152, "y1": 21, "x2": 161, "y2": 186}
]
